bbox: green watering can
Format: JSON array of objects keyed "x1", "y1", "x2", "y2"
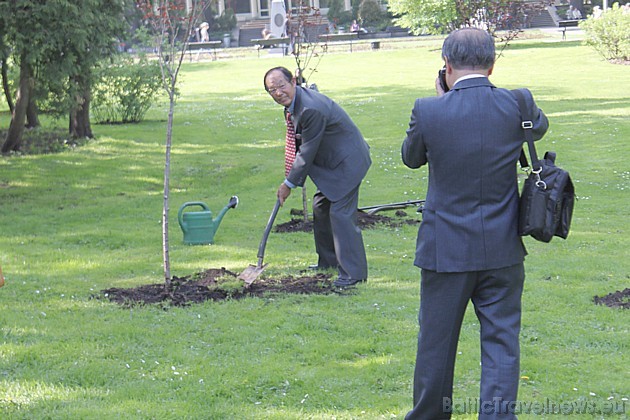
[{"x1": 178, "y1": 196, "x2": 239, "y2": 245}]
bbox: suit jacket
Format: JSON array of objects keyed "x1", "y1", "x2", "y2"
[
  {"x1": 402, "y1": 77, "x2": 548, "y2": 272},
  {"x1": 287, "y1": 86, "x2": 371, "y2": 202}
]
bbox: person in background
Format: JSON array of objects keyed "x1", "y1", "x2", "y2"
[
  {"x1": 261, "y1": 25, "x2": 272, "y2": 40},
  {"x1": 263, "y1": 66, "x2": 371, "y2": 288},
  {"x1": 401, "y1": 28, "x2": 548, "y2": 419},
  {"x1": 199, "y1": 22, "x2": 210, "y2": 42},
  {"x1": 260, "y1": 25, "x2": 274, "y2": 49},
  {"x1": 567, "y1": 5, "x2": 582, "y2": 19}
]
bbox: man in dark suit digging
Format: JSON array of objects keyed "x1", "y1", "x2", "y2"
[{"x1": 264, "y1": 67, "x2": 371, "y2": 288}]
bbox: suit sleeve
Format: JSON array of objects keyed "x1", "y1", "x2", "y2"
[
  {"x1": 522, "y1": 88, "x2": 549, "y2": 141},
  {"x1": 401, "y1": 99, "x2": 427, "y2": 169}
]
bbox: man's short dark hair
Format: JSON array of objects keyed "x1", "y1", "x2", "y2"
[
  {"x1": 264, "y1": 66, "x2": 293, "y2": 91},
  {"x1": 442, "y1": 28, "x2": 495, "y2": 70}
]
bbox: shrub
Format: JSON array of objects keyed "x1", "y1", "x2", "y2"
[
  {"x1": 580, "y1": 2, "x2": 630, "y2": 62},
  {"x1": 91, "y1": 56, "x2": 163, "y2": 124},
  {"x1": 327, "y1": 0, "x2": 354, "y2": 28},
  {"x1": 358, "y1": 0, "x2": 388, "y2": 30}
]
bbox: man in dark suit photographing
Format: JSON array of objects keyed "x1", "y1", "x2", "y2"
[
  {"x1": 402, "y1": 29, "x2": 548, "y2": 419},
  {"x1": 264, "y1": 67, "x2": 371, "y2": 288}
]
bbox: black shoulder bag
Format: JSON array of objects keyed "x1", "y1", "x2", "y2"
[{"x1": 513, "y1": 88, "x2": 575, "y2": 243}]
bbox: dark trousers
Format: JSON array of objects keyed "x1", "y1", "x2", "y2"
[
  {"x1": 406, "y1": 263, "x2": 525, "y2": 420},
  {"x1": 312, "y1": 185, "x2": 367, "y2": 281}
]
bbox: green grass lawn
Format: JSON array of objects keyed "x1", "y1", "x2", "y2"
[{"x1": 1, "y1": 31, "x2": 628, "y2": 419}]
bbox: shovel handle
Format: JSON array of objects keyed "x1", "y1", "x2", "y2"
[{"x1": 257, "y1": 199, "x2": 281, "y2": 262}]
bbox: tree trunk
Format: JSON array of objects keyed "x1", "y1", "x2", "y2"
[
  {"x1": 26, "y1": 93, "x2": 40, "y2": 129},
  {"x1": 69, "y1": 74, "x2": 93, "y2": 139},
  {"x1": 2, "y1": 57, "x2": 31, "y2": 154},
  {"x1": 162, "y1": 91, "x2": 175, "y2": 286},
  {"x1": 1, "y1": 56, "x2": 13, "y2": 114}
]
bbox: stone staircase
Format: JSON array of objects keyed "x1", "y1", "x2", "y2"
[
  {"x1": 238, "y1": 20, "x2": 268, "y2": 47},
  {"x1": 529, "y1": 6, "x2": 559, "y2": 27}
]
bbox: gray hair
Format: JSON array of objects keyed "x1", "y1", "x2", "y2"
[
  {"x1": 264, "y1": 67, "x2": 293, "y2": 91},
  {"x1": 442, "y1": 28, "x2": 495, "y2": 70}
]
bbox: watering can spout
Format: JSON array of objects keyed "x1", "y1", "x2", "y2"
[
  {"x1": 213, "y1": 195, "x2": 239, "y2": 227},
  {"x1": 177, "y1": 196, "x2": 239, "y2": 245}
]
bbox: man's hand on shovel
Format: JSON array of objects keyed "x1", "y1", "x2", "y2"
[{"x1": 277, "y1": 182, "x2": 292, "y2": 206}]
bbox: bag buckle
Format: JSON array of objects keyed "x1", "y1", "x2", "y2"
[
  {"x1": 532, "y1": 167, "x2": 547, "y2": 189},
  {"x1": 522, "y1": 121, "x2": 533, "y2": 129}
]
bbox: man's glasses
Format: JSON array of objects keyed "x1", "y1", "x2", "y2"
[{"x1": 267, "y1": 83, "x2": 287, "y2": 95}]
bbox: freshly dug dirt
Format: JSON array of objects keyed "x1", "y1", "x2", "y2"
[
  {"x1": 275, "y1": 209, "x2": 420, "y2": 233},
  {"x1": 99, "y1": 209, "x2": 419, "y2": 308},
  {"x1": 100, "y1": 268, "x2": 344, "y2": 308},
  {"x1": 593, "y1": 288, "x2": 630, "y2": 309}
]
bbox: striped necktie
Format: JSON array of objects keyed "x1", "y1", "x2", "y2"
[{"x1": 284, "y1": 112, "x2": 296, "y2": 177}]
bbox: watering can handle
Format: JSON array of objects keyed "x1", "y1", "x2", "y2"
[
  {"x1": 257, "y1": 199, "x2": 281, "y2": 261},
  {"x1": 177, "y1": 202, "x2": 211, "y2": 229}
]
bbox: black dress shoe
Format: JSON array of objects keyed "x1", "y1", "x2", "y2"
[{"x1": 333, "y1": 278, "x2": 367, "y2": 287}]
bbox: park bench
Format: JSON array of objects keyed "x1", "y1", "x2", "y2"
[
  {"x1": 186, "y1": 41, "x2": 222, "y2": 61},
  {"x1": 251, "y1": 37, "x2": 290, "y2": 57},
  {"x1": 318, "y1": 33, "x2": 359, "y2": 53},
  {"x1": 558, "y1": 19, "x2": 580, "y2": 40}
]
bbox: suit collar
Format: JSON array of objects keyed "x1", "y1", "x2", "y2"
[
  {"x1": 292, "y1": 85, "x2": 304, "y2": 113},
  {"x1": 285, "y1": 90, "x2": 298, "y2": 116},
  {"x1": 285, "y1": 87, "x2": 303, "y2": 132},
  {"x1": 453, "y1": 74, "x2": 486, "y2": 85},
  {"x1": 452, "y1": 76, "x2": 495, "y2": 90}
]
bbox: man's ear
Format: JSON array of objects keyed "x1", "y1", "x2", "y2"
[
  {"x1": 444, "y1": 58, "x2": 453, "y2": 74},
  {"x1": 487, "y1": 65, "x2": 494, "y2": 77}
]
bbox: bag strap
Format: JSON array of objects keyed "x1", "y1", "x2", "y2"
[{"x1": 512, "y1": 88, "x2": 541, "y2": 172}]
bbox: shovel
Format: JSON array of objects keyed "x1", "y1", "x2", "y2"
[{"x1": 238, "y1": 198, "x2": 282, "y2": 286}]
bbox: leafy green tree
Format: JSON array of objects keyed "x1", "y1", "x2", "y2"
[
  {"x1": 389, "y1": 0, "x2": 545, "y2": 36},
  {"x1": 389, "y1": 0, "x2": 458, "y2": 35},
  {"x1": 327, "y1": 0, "x2": 354, "y2": 28},
  {"x1": 580, "y1": 3, "x2": 630, "y2": 62},
  {"x1": 67, "y1": 0, "x2": 126, "y2": 139},
  {"x1": 0, "y1": 0, "x2": 126, "y2": 153},
  {"x1": 0, "y1": 12, "x2": 14, "y2": 114},
  {"x1": 215, "y1": 8, "x2": 237, "y2": 33},
  {"x1": 358, "y1": 0, "x2": 386, "y2": 30}
]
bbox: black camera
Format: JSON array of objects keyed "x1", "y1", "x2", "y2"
[{"x1": 438, "y1": 67, "x2": 449, "y2": 92}]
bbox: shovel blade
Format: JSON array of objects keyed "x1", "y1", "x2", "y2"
[{"x1": 237, "y1": 263, "x2": 267, "y2": 286}]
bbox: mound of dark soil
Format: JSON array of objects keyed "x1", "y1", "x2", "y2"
[
  {"x1": 275, "y1": 209, "x2": 420, "y2": 233},
  {"x1": 99, "y1": 209, "x2": 418, "y2": 308},
  {"x1": 100, "y1": 268, "x2": 342, "y2": 308},
  {"x1": 593, "y1": 288, "x2": 630, "y2": 309}
]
